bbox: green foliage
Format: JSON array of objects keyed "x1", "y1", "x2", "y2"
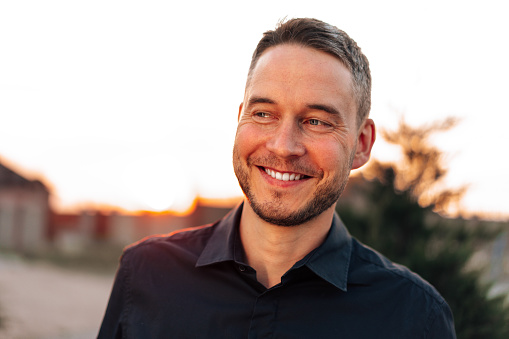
[{"x1": 337, "y1": 120, "x2": 509, "y2": 338}]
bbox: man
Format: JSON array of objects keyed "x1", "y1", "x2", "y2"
[{"x1": 98, "y1": 18, "x2": 456, "y2": 338}]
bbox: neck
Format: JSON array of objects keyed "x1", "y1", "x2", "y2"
[{"x1": 239, "y1": 201, "x2": 334, "y2": 288}]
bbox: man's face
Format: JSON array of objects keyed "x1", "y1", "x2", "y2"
[{"x1": 233, "y1": 44, "x2": 372, "y2": 226}]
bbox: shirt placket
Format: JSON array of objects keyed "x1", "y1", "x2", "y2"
[{"x1": 247, "y1": 288, "x2": 280, "y2": 339}]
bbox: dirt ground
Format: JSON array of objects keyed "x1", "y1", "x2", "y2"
[{"x1": 0, "y1": 254, "x2": 115, "y2": 339}]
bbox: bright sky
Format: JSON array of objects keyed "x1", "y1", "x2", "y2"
[{"x1": 1, "y1": 1, "x2": 508, "y2": 219}]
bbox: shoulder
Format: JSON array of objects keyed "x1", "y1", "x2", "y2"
[
  {"x1": 120, "y1": 223, "x2": 217, "y2": 266},
  {"x1": 349, "y1": 237, "x2": 447, "y2": 305},
  {"x1": 348, "y1": 239, "x2": 456, "y2": 337}
]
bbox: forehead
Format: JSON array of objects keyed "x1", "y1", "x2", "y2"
[
  {"x1": 253, "y1": 44, "x2": 350, "y2": 77},
  {"x1": 246, "y1": 45, "x2": 356, "y2": 120}
]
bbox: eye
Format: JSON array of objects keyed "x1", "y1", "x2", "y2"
[
  {"x1": 251, "y1": 111, "x2": 275, "y2": 123},
  {"x1": 304, "y1": 118, "x2": 332, "y2": 128},
  {"x1": 254, "y1": 112, "x2": 271, "y2": 118}
]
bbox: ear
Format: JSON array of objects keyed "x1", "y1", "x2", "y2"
[
  {"x1": 238, "y1": 103, "x2": 244, "y2": 121},
  {"x1": 351, "y1": 118, "x2": 376, "y2": 170}
]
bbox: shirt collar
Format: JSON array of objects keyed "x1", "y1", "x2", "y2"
[
  {"x1": 195, "y1": 203, "x2": 243, "y2": 267},
  {"x1": 195, "y1": 203, "x2": 352, "y2": 291},
  {"x1": 298, "y1": 213, "x2": 352, "y2": 291}
]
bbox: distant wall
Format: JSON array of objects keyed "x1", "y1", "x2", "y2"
[{"x1": 0, "y1": 187, "x2": 50, "y2": 253}]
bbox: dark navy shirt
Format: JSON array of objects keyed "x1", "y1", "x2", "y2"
[{"x1": 98, "y1": 203, "x2": 456, "y2": 338}]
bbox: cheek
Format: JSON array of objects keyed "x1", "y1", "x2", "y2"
[
  {"x1": 234, "y1": 125, "x2": 264, "y2": 158},
  {"x1": 309, "y1": 140, "x2": 353, "y2": 175}
]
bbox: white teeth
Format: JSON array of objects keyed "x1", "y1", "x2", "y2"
[{"x1": 264, "y1": 168, "x2": 303, "y2": 181}]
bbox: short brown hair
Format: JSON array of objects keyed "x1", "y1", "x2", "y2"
[{"x1": 247, "y1": 18, "x2": 371, "y2": 125}]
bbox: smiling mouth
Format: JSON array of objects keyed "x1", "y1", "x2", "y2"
[{"x1": 261, "y1": 167, "x2": 309, "y2": 182}]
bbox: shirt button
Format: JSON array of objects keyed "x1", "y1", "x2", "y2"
[{"x1": 238, "y1": 265, "x2": 246, "y2": 272}]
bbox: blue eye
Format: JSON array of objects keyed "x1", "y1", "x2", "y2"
[{"x1": 304, "y1": 118, "x2": 333, "y2": 130}]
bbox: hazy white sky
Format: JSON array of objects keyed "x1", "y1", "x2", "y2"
[{"x1": 1, "y1": 0, "x2": 508, "y2": 218}]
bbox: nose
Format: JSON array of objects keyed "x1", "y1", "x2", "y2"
[{"x1": 266, "y1": 121, "x2": 305, "y2": 158}]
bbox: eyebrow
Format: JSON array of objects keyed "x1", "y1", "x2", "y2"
[
  {"x1": 307, "y1": 104, "x2": 341, "y2": 117},
  {"x1": 247, "y1": 96, "x2": 343, "y2": 119},
  {"x1": 247, "y1": 96, "x2": 276, "y2": 107}
]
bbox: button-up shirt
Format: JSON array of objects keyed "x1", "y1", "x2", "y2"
[{"x1": 98, "y1": 203, "x2": 456, "y2": 338}]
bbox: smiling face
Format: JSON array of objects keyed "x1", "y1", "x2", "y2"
[{"x1": 233, "y1": 44, "x2": 374, "y2": 226}]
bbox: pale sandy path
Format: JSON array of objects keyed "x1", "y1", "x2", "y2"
[{"x1": 0, "y1": 255, "x2": 115, "y2": 339}]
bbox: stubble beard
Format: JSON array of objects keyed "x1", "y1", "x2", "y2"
[{"x1": 233, "y1": 147, "x2": 354, "y2": 227}]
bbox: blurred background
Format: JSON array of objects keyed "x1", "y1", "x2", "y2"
[{"x1": 1, "y1": 0, "x2": 508, "y2": 338}]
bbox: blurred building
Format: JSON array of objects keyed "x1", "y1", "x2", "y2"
[{"x1": 0, "y1": 161, "x2": 50, "y2": 253}]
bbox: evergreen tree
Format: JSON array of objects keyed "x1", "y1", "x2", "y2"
[{"x1": 337, "y1": 119, "x2": 509, "y2": 338}]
